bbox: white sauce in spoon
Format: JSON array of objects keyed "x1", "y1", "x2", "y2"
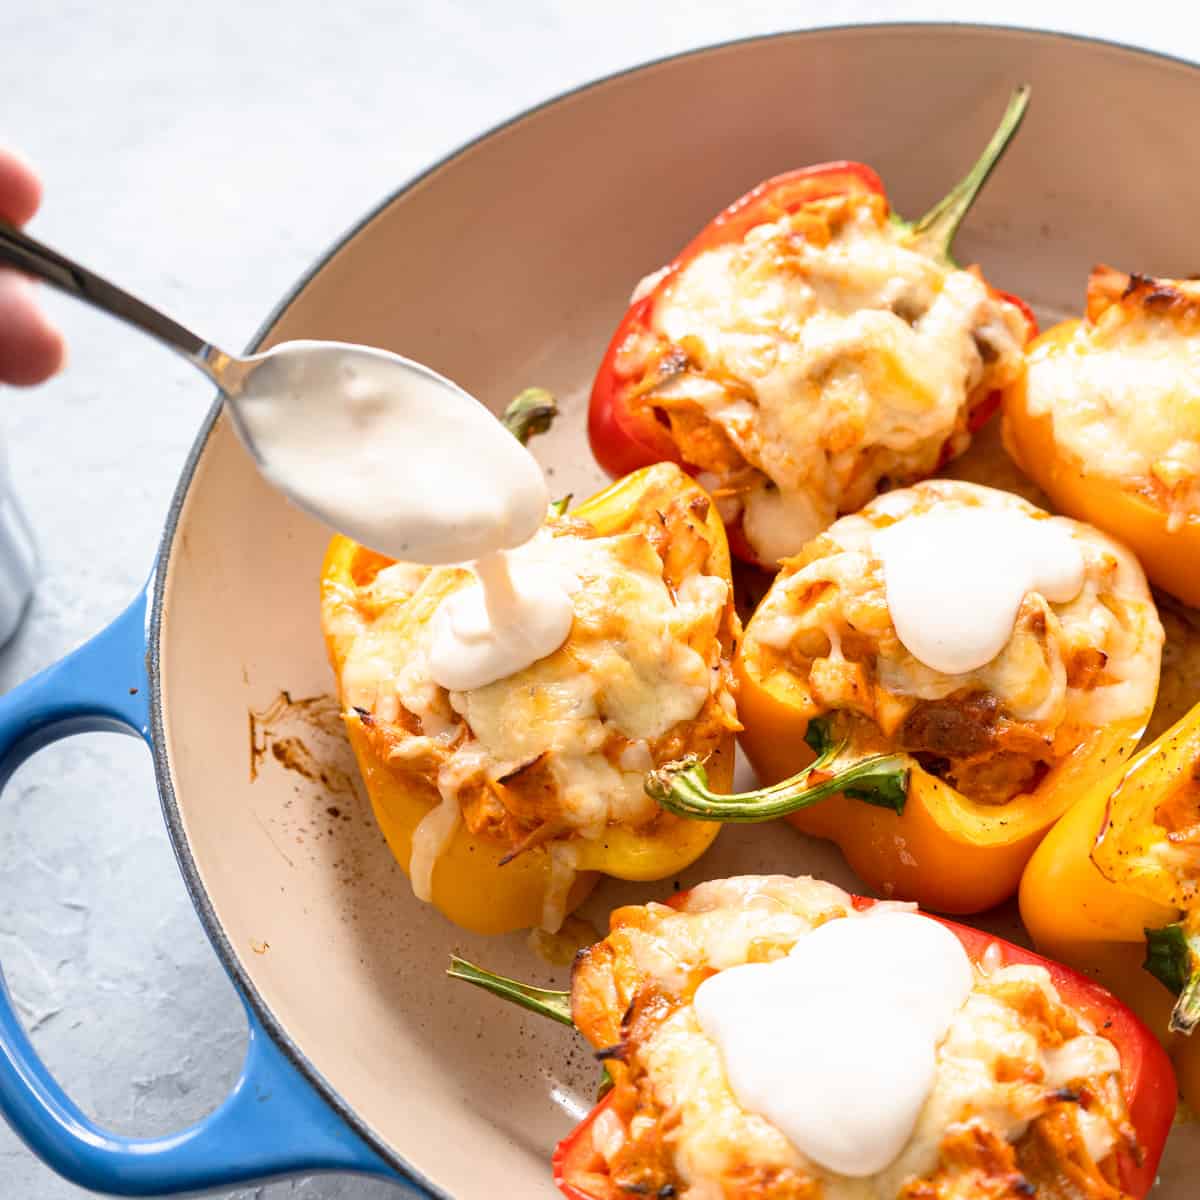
[
  {"x1": 233, "y1": 340, "x2": 577, "y2": 690},
  {"x1": 233, "y1": 341, "x2": 550, "y2": 564},
  {"x1": 693, "y1": 909, "x2": 973, "y2": 1178},
  {"x1": 872, "y1": 508, "x2": 1085, "y2": 675}
]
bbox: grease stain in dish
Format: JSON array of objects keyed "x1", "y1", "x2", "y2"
[
  {"x1": 528, "y1": 916, "x2": 599, "y2": 966},
  {"x1": 248, "y1": 690, "x2": 353, "y2": 794}
]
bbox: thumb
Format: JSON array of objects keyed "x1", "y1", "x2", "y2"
[{"x1": 0, "y1": 271, "x2": 67, "y2": 386}]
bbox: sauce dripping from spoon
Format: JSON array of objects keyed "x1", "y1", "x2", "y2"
[{"x1": 234, "y1": 341, "x2": 576, "y2": 691}]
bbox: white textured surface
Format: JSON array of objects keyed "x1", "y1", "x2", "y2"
[{"x1": 1, "y1": 3, "x2": 1197, "y2": 1198}]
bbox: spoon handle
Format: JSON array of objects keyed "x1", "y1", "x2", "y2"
[{"x1": 0, "y1": 220, "x2": 230, "y2": 385}]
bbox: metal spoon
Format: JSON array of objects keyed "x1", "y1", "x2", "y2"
[
  {"x1": 1, "y1": 219, "x2": 296, "y2": 404},
  {"x1": 0, "y1": 221, "x2": 546, "y2": 560}
]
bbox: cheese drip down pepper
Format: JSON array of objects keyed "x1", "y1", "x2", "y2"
[
  {"x1": 587, "y1": 86, "x2": 1036, "y2": 566},
  {"x1": 319, "y1": 461, "x2": 741, "y2": 934},
  {"x1": 1002, "y1": 266, "x2": 1200, "y2": 606},
  {"x1": 649, "y1": 480, "x2": 1163, "y2": 914},
  {"x1": 1021, "y1": 701, "x2": 1200, "y2": 1111},
  {"x1": 448, "y1": 876, "x2": 1176, "y2": 1200}
]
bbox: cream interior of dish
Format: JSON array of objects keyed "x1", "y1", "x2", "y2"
[
  {"x1": 747, "y1": 480, "x2": 1162, "y2": 738},
  {"x1": 617, "y1": 876, "x2": 1122, "y2": 1200},
  {"x1": 1024, "y1": 303, "x2": 1200, "y2": 529},
  {"x1": 333, "y1": 521, "x2": 731, "y2": 926},
  {"x1": 642, "y1": 201, "x2": 1027, "y2": 562}
]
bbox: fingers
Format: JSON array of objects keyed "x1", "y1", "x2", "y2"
[
  {"x1": 0, "y1": 147, "x2": 43, "y2": 226},
  {"x1": 0, "y1": 146, "x2": 65, "y2": 385},
  {"x1": 0, "y1": 272, "x2": 66, "y2": 386}
]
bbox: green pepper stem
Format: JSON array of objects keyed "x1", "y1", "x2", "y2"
[
  {"x1": 501, "y1": 387, "x2": 558, "y2": 445},
  {"x1": 447, "y1": 955, "x2": 574, "y2": 1027},
  {"x1": 645, "y1": 725, "x2": 909, "y2": 822},
  {"x1": 1143, "y1": 923, "x2": 1200, "y2": 1035},
  {"x1": 907, "y1": 85, "x2": 1031, "y2": 264},
  {"x1": 1175, "y1": 970, "x2": 1200, "y2": 1036}
]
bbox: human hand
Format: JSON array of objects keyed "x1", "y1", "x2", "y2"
[{"x1": 0, "y1": 148, "x2": 65, "y2": 386}]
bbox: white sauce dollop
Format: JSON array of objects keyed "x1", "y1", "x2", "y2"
[
  {"x1": 429, "y1": 549, "x2": 578, "y2": 691},
  {"x1": 693, "y1": 910, "x2": 973, "y2": 1178},
  {"x1": 234, "y1": 340, "x2": 577, "y2": 689},
  {"x1": 873, "y1": 509, "x2": 1085, "y2": 675}
]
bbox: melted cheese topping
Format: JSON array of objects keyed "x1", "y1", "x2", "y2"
[
  {"x1": 335, "y1": 518, "x2": 732, "y2": 925},
  {"x1": 641, "y1": 198, "x2": 1026, "y2": 561},
  {"x1": 746, "y1": 480, "x2": 1161, "y2": 744},
  {"x1": 444, "y1": 536, "x2": 724, "y2": 830},
  {"x1": 583, "y1": 876, "x2": 1125, "y2": 1200},
  {"x1": 1025, "y1": 290, "x2": 1200, "y2": 529}
]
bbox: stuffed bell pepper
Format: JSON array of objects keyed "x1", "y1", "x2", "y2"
[
  {"x1": 588, "y1": 87, "x2": 1036, "y2": 566},
  {"x1": 1003, "y1": 266, "x2": 1200, "y2": 605},
  {"x1": 451, "y1": 874, "x2": 1176, "y2": 1199},
  {"x1": 648, "y1": 479, "x2": 1163, "y2": 913},
  {"x1": 1022, "y1": 701, "x2": 1200, "y2": 1110},
  {"x1": 319, "y1": 462, "x2": 740, "y2": 934}
]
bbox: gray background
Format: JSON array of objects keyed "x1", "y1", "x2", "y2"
[{"x1": 0, "y1": 3, "x2": 1192, "y2": 1197}]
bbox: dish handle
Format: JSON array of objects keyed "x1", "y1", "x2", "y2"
[{"x1": 0, "y1": 583, "x2": 407, "y2": 1196}]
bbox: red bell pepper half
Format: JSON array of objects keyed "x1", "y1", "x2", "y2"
[
  {"x1": 450, "y1": 888, "x2": 1176, "y2": 1200},
  {"x1": 587, "y1": 88, "x2": 1039, "y2": 563}
]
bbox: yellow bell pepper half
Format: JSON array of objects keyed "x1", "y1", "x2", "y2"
[
  {"x1": 320, "y1": 463, "x2": 739, "y2": 935},
  {"x1": 1021, "y1": 702, "x2": 1200, "y2": 1108}
]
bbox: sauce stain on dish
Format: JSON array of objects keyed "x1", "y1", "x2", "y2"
[
  {"x1": 248, "y1": 690, "x2": 354, "y2": 793},
  {"x1": 244, "y1": 689, "x2": 388, "y2": 893},
  {"x1": 528, "y1": 916, "x2": 600, "y2": 967}
]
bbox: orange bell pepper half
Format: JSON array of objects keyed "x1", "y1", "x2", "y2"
[
  {"x1": 645, "y1": 478, "x2": 1161, "y2": 915},
  {"x1": 1003, "y1": 266, "x2": 1200, "y2": 606}
]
